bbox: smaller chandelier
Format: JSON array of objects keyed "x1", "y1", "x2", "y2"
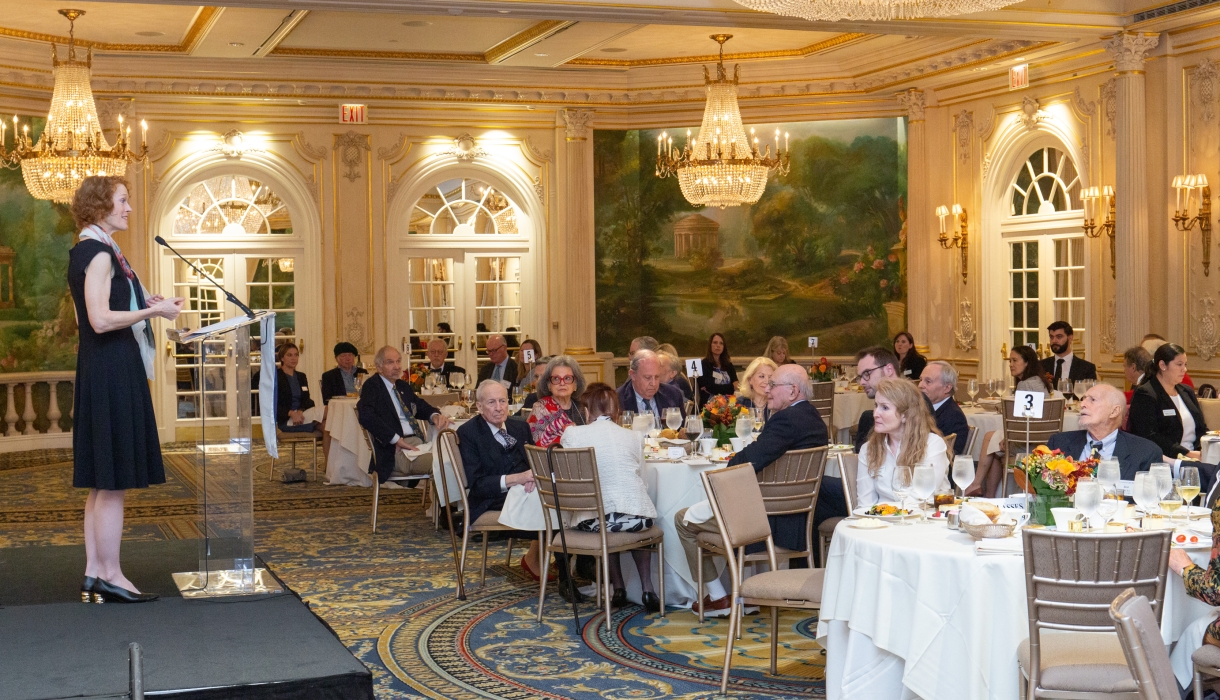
[
  {"x1": 1, "y1": 9, "x2": 147, "y2": 204},
  {"x1": 730, "y1": 0, "x2": 1022, "y2": 21},
  {"x1": 655, "y1": 34, "x2": 789, "y2": 209}
]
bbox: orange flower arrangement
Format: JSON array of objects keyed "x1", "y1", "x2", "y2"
[{"x1": 809, "y1": 357, "x2": 833, "y2": 382}]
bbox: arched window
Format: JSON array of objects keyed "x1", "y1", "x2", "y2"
[
  {"x1": 173, "y1": 175, "x2": 292, "y2": 235},
  {"x1": 1010, "y1": 147, "x2": 1081, "y2": 216},
  {"x1": 409, "y1": 178, "x2": 519, "y2": 235}
]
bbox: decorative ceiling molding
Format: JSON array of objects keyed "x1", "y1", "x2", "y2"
[
  {"x1": 334, "y1": 130, "x2": 370, "y2": 182},
  {"x1": 1018, "y1": 96, "x2": 1045, "y2": 130},
  {"x1": 436, "y1": 133, "x2": 488, "y2": 161},
  {"x1": 855, "y1": 39, "x2": 1048, "y2": 90},
  {"x1": 0, "y1": 6, "x2": 220, "y2": 54},
  {"x1": 567, "y1": 32, "x2": 872, "y2": 67},
  {"x1": 485, "y1": 20, "x2": 574, "y2": 65},
  {"x1": 522, "y1": 135, "x2": 552, "y2": 164}
]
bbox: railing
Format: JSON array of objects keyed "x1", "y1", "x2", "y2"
[{"x1": 0, "y1": 371, "x2": 74, "y2": 452}]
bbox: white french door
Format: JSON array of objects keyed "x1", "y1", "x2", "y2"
[
  {"x1": 163, "y1": 252, "x2": 302, "y2": 439},
  {"x1": 1004, "y1": 232, "x2": 1087, "y2": 352},
  {"x1": 397, "y1": 250, "x2": 526, "y2": 377}
]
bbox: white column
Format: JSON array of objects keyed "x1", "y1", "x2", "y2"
[
  {"x1": 558, "y1": 108, "x2": 596, "y2": 356},
  {"x1": 898, "y1": 89, "x2": 928, "y2": 346},
  {"x1": 1106, "y1": 33, "x2": 1160, "y2": 349}
]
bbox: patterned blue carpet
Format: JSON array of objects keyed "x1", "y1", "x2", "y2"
[{"x1": 0, "y1": 447, "x2": 826, "y2": 698}]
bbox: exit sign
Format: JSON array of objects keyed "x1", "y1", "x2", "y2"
[
  {"x1": 1009, "y1": 64, "x2": 1029, "y2": 90},
  {"x1": 340, "y1": 104, "x2": 367, "y2": 124}
]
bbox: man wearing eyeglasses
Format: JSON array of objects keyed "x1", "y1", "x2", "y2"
[
  {"x1": 853, "y1": 346, "x2": 900, "y2": 453},
  {"x1": 674, "y1": 364, "x2": 831, "y2": 616},
  {"x1": 477, "y1": 334, "x2": 519, "y2": 386}
]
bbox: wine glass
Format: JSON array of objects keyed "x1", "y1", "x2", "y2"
[
  {"x1": 450, "y1": 372, "x2": 465, "y2": 392},
  {"x1": 967, "y1": 379, "x2": 979, "y2": 407},
  {"x1": 952, "y1": 455, "x2": 975, "y2": 498},
  {"x1": 911, "y1": 465, "x2": 937, "y2": 521},
  {"x1": 620, "y1": 410, "x2": 636, "y2": 430},
  {"x1": 892, "y1": 465, "x2": 913, "y2": 520},
  {"x1": 1133, "y1": 473, "x2": 1158, "y2": 516},
  {"x1": 735, "y1": 414, "x2": 754, "y2": 442},
  {"x1": 1097, "y1": 459, "x2": 1121, "y2": 492},
  {"x1": 685, "y1": 414, "x2": 703, "y2": 442},
  {"x1": 1164, "y1": 479, "x2": 1185, "y2": 526},
  {"x1": 753, "y1": 407, "x2": 765, "y2": 432},
  {"x1": 664, "y1": 407, "x2": 682, "y2": 432},
  {"x1": 1058, "y1": 378, "x2": 1072, "y2": 402},
  {"x1": 1074, "y1": 478, "x2": 1102, "y2": 531},
  {"x1": 423, "y1": 373, "x2": 435, "y2": 393},
  {"x1": 1150, "y1": 463, "x2": 1173, "y2": 516},
  {"x1": 1095, "y1": 487, "x2": 1121, "y2": 529},
  {"x1": 1180, "y1": 466, "x2": 1202, "y2": 512}
]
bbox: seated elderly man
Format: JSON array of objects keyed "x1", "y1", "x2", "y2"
[
  {"x1": 1046, "y1": 383, "x2": 1161, "y2": 480},
  {"x1": 423, "y1": 337, "x2": 467, "y2": 385},
  {"x1": 358, "y1": 345, "x2": 451, "y2": 488},
  {"x1": 320, "y1": 341, "x2": 367, "y2": 405},
  {"x1": 616, "y1": 349, "x2": 686, "y2": 421},
  {"x1": 918, "y1": 360, "x2": 970, "y2": 456},
  {"x1": 476, "y1": 333, "x2": 519, "y2": 386},
  {"x1": 674, "y1": 364, "x2": 832, "y2": 616}
]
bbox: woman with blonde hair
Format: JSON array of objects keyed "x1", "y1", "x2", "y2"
[
  {"x1": 856, "y1": 378, "x2": 950, "y2": 507},
  {"x1": 735, "y1": 356, "x2": 777, "y2": 413},
  {"x1": 764, "y1": 336, "x2": 797, "y2": 366}
]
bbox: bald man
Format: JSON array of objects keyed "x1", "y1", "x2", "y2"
[
  {"x1": 1046, "y1": 383, "x2": 1162, "y2": 480},
  {"x1": 424, "y1": 338, "x2": 466, "y2": 384},
  {"x1": 476, "y1": 334, "x2": 519, "y2": 386}
]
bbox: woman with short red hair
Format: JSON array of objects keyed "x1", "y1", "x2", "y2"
[{"x1": 69, "y1": 176, "x2": 184, "y2": 604}]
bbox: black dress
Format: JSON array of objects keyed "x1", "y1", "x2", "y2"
[{"x1": 68, "y1": 239, "x2": 165, "y2": 490}]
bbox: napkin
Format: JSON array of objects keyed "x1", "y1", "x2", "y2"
[
  {"x1": 440, "y1": 405, "x2": 465, "y2": 418},
  {"x1": 976, "y1": 538, "x2": 1023, "y2": 554},
  {"x1": 683, "y1": 456, "x2": 713, "y2": 466},
  {"x1": 401, "y1": 441, "x2": 433, "y2": 460},
  {"x1": 958, "y1": 504, "x2": 993, "y2": 526},
  {"x1": 683, "y1": 499, "x2": 713, "y2": 525}
]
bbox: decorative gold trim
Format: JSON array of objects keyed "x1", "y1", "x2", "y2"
[
  {"x1": 0, "y1": 6, "x2": 221, "y2": 53},
  {"x1": 270, "y1": 47, "x2": 485, "y2": 62},
  {"x1": 183, "y1": 7, "x2": 222, "y2": 54},
  {"x1": 567, "y1": 32, "x2": 872, "y2": 67},
  {"x1": 485, "y1": 20, "x2": 574, "y2": 64}
]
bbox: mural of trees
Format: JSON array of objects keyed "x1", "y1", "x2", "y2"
[{"x1": 595, "y1": 119, "x2": 907, "y2": 358}]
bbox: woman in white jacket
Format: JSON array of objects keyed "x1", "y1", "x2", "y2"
[
  {"x1": 560, "y1": 382, "x2": 661, "y2": 612},
  {"x1": 857, "y1": 378, "x2": 951, "y2": 508}
]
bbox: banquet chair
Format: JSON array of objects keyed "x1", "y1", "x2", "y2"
[
  {"x1": 1002, "y1": 397, "x2": 1066, "y2": 497},
  {"x1": 695, "y1": 447, "x2": 828, "y2": 622},
  {"x1": 363, "y1": 427, "x2": 438, "y2": 533},
  {"x1": 1109, "y1": 588, "x2": 1180, "y2": 700},
  {"x1": 819, "y1": 452, "x2": 860, "y2": 563},
  {"x1": 701, "y1": 463, "x2": 824, "y2": 692},
  {"x1": 1020, "y1": 529, "x2": 1171, "y2": 700},
  {"x1": 943, "y1": 432, "x2": 958, "y2": 458},
  {"x1": 270, "y1": 429, "x2": 319, "y2": 482},
  {"x1": 810, "y1": 382, "x2": 834, "y2": 427},
  {"x1": 963, "y1": 425, "x2": 980, "y2": 459},
  {"x1": 524, "y1": 445, "x2": 666, "y2": 630},
  {"x1": 436, "y1": 429, "x2": 520, "y2": 596}
]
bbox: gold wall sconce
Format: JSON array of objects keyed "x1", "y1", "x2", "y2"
[
  {"x1": 934, "y1": 203, "x2": 969, "y2": 283},
  {"x1": 1080, "y1": 186, "x2": 1116, "y2": 278},
  {"x1": 1173, "y1": 174, "x2": 1212, "y2": 276}
]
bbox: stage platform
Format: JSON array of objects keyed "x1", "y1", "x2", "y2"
[{"x1": 0, "y1": 540, "x2": 373, "y2": 700}]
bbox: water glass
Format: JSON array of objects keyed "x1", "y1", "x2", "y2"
[
  {"x1": 735, "y1": 415, "x2": 754, "y2": 442},
  {"x1": 664, "y1": 407, "x2": 682, "y2": 432},
  {"x1": 1096, "y1": 459, "x2": 1121, "y2": 490},
  {"x1": 1074, "y1": 478, "x2": 1102, "y2": 530},
  {"x1": 1095, "y1": 488, "x2": 1121, "y2": 528},
  {"x1": 1132, "y1": 472, "x2": 1158, "y2": 515},
  {"x1": 892, "y1": 465, "x2": 913, "y2": 519},
  {"x1": 1150, "y1": 463, "x2": 1173, "y2": 513},
  {"x1": 911, "y1": 465, "x2": 937, "y2": 520},
  {"x1": 952, "y1": 456, "x2": 975, "y2": 498}
]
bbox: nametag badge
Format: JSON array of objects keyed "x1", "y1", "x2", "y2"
[
  {"x1": 523, "y1": 348, "x2": 535, "y2": 364},
  {"x1": 903, "y1": 369, "x2": 912, "y2": 376},
  {"x1": 1163, "y1": 409, "x2": 1178, "y2": 417},
  {"x1": 1117, "y1": 480, "x2": 1134, "y2": 497},
  {"x1": 686, "y1": 359, "x2": 703, "y2": 378},
  {"x1": 667, "y1": 446, "x2": 686, "y2": 459},
  {"x1": 1013, "y1": 390, "x2": 1044, "y2": 418},
  {"x1": 808, "y1": 336, "x2": 818, "y2": 348}
]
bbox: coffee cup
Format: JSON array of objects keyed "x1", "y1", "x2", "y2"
[
  {"x1": 1051, "y1": 507, "x2": 1082, "y2": 531},
  {"x1": 699, "y1": 438, "x2": 717, "y2": 455},
  {"x1": 729, "y1": 437, "x2": 745, "y2": 452}
]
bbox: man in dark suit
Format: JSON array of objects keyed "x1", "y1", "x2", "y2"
[
  {"x1": 320, "y1": 341, "x2": 368, "y2": 405},
  {"x1": 476, "y1": 334, "x2": 519, "y2": 386},
  {"x1": 357, "y1": 345, "x2": 450, "y2": 486},
  {"x1": 675, "y1": 365, "x2": 830, "y2": 616},
  {"x1": 1040, "y1": 321, "x2": 1098, "y2": 387},
  {"x1": 853, "y1": 346, "x2": 900, "y2": 452},
  {"x1": 1046, "y1": 383, "x2": 1161, "y2": 481},
  {"x1": 616, "y1": 349, "x2": 686, "y2": 420},
  {"x1": 423, "y1": 338, "x2": 467, "y2": 386},
  {"x1": 918, "y1": 360, "x2": 970, "y2": 456}
]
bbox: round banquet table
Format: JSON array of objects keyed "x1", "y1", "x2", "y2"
[
  {"x1": 321, "y1": 397, "x2": 465, "y2": 506},
  {"x1": 819, "y1": 518, "x2": 1216, "y2": 700},
  {"x1": 961, "y1": 406, "x2": 1080, "y2": 461},
  {"x1": 832, "y1": 391, "x2": 874, "y2": 444}
]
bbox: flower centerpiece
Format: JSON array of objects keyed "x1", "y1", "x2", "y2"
[
  {"x1": 809, "y1": 357, "x2": 833, "y2": 383},
  {"x1": 1016, "y1": 445, "x2": 1098, "y2": 526},
  {"x1": 701, "y1": 394, "x2": 749, "y2": 446},
  {"x1": 407, "y1": 363, "x2": 431, "y2": 392}
]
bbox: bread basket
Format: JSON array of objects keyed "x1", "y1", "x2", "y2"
[{"x1": 961, "y1": 521, "x2": 1016, "y2": 540}]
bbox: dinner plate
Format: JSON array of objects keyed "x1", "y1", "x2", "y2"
[{"x1": 852, "y1": 505, "x2": 920, "y2": 522}]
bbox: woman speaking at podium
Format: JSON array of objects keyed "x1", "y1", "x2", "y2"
[{"x1": 68, "y1": 176, "x2": 184, "y2": 604}]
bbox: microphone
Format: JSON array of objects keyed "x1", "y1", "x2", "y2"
[{"x1": 154, "y1": 236, "x2": 256, "y2": 319}]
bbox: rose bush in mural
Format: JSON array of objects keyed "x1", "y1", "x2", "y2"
[{"x1": 594, "y1": 119, "x2": 908, "y2": 358}]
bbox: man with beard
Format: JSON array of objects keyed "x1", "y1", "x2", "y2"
[{"x1": 1040, "y1": 321, "x2": 1098, "y2": 387}]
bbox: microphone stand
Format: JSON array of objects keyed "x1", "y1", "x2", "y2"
[{"x1": 154, "y1": 236, "x2": 256, "y2": 319}]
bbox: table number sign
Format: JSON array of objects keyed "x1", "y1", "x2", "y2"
[
  {"x1": 685, "y1": 359, "x2": 703, "y2": 377},
  {"x1": 522, "y1": 348, "x2": 535, "y2": 364},
  {"x1": 808, "y1": 336, "x2": 818, "y2": 348},
  {"x1": 1013, "y1": 390, "x2": 1044, "y2": 418}
]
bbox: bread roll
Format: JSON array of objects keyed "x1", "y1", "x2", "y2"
[{"x1": 971, "y1": 502, "x2": 1001, "y2": 522}]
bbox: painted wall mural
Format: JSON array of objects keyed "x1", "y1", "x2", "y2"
[
  {"x1": 594, "y1": 118, "x2": 909, "y2": 358},
  {"x1": 0, "y1": 115, "x2": 78, "y2": 372}
]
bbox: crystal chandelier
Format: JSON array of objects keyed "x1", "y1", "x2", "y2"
[
  {"x1": 730, "y1": 0, "x2": 1021, "y2": 21},
  {"x1": 655, "y1": 35, "x2": 789, "y2": 208},
  {"x1": 1, "y1": 10, "x2": 147, "y2": 204}
]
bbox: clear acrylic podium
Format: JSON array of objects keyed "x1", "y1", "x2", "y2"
[{"x1": 167, "y1": 311, "x2": 282, "y2": 598}]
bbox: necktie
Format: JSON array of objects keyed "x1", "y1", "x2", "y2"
[
  {"x1": 390, "y1": 384, "x2": 415, "y2": 434},
  {"x1": 1090, "y1": 441, "x2": 1103, "y2": 459},
  {"x1": 498, "y1": 428, "x2": 517, "y2": 449},
  {"x1": 1054, "y1": 359, "x2": 1065, "y2": 385},
  {"x1": 493, "y1": 363, "x2": 503, "y2": 381}
]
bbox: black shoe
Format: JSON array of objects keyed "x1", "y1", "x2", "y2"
[
  {"x1": 574, "y1": 555, "x2": 597, "y2": 582},
  {"x1": 556, "y1": 578, "x2": 585, "y2": 604},
  {"x1": 642, "y1": 591, "x2": 661, "y2": 614},
  {"x1": 611, "y1": 588, "x2": 628, "y2": 608},
  {"x1": 81, "y1": 576, "x2": 96, "y2": 604},
  {"x1": 93, "y1": 578, "x2": 159, "y2": 604}
]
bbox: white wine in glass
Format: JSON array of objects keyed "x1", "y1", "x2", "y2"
[
  {"x1": 1180, "y1": 466, "x2": 1201, "y2": 507},
  {"x1": 967, "y1": 379, "x2": 979, "y2": 406}
]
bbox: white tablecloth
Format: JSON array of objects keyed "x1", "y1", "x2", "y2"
[
  {"x1": 1201, "y1": 434, "x2": 1220, "y2": 465},
  {"x1": 962, "y1": 407, "x2": 1081, "y2": 461},
  {"x1": 322, "y1": 397, "x2": 465, "y2": 505},
  {"x1": 819, "y1": 521, "x2": 1211, "y2": 700},
  {"x1": 833, "y1": 392, "x2": 874, "y2": 443}
]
